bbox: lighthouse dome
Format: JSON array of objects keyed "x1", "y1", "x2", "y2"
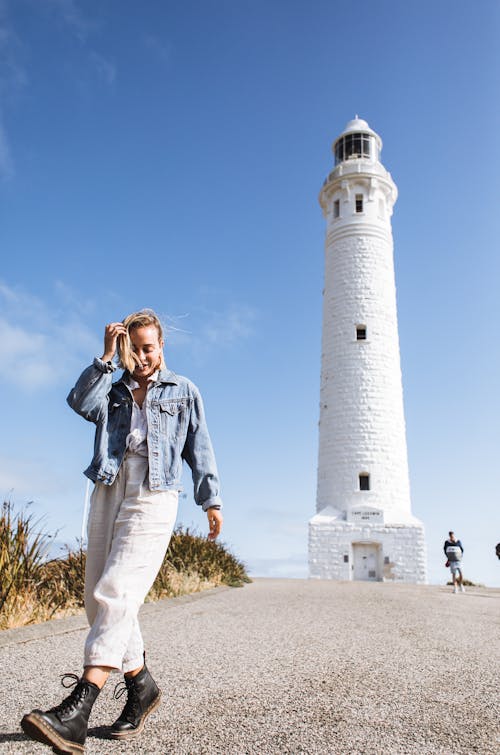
[{"x1": 342, "y1": 116, "x2": 375, "y2": 135}]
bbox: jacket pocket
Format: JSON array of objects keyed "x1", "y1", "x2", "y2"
[
  {"x1": 156, "y1": 398, "x2": 189, "y2": 443},
  {"x1": 158, "y1": 398, "x2": 189, "y2": 415}
]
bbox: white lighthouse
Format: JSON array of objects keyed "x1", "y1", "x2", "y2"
[{"x1": 308, "y1": 117, "x2": 427, "y2": 584}]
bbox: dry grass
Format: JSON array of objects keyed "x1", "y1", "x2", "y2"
[
  {"x1": 0, "y1": 499, "x2": 53, "y2": 628},
  {"x1": 0, "y1": 501, "x2": 250, "y2": 630}
]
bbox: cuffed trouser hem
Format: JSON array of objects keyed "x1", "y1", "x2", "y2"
[
  {"x1": 122, "y1": 655, "x2": 146, "y2": 674},
  {"x1": 84, "y1": 654, "x2": 144, "y2": 674},
  {"x1": 84, "y1": 657, "x2": 121, "y2": 672}
]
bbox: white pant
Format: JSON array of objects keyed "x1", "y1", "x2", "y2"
[{"x1": 84, "y1": 453, "x2": 178, "y2": 672}]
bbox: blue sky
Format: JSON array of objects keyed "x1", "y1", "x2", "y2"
[{"x1": 1, "y1": 0, "x2": 499, "y2": 586}]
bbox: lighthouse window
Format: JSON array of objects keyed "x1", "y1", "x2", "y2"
[
  {"x1": 333, "y1": 200, "x2": 340, "y2": 218},
  {"x1": 355, "y1": 194, "x2": 363, "y2": 213},
  {"x1": 356, "y1": 326, "x2": 367, "y2": 340},
  {"x1": 334, "y1": 133, "x2": 373, "y2": 165},
  {"x1": 345, "y1": 134, "x2": 359, "y2": 159},
  {"x1": 334, "y1": 140, "x2": 344, "y2": 164},
  {"x1": 359, "y1": 474, "x2": 370, "y2": 491}
]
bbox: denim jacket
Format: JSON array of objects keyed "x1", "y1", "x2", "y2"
[{"x1": 67, "y1": 358, "x2": 222, "y2": 511}]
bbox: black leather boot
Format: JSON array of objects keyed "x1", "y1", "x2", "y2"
[
  {"x1": 21, "y1": 674, "x2": 100, "y2": 754},
  {"x1": 110, "y1": 661, "x2": 161, "y2": 739}
]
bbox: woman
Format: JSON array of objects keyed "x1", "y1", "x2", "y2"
[{"x1": 21, "y1": 309, "x2": 223, "y2": 754}]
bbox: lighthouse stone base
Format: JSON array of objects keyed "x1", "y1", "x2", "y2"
[{"x1": 309, "y1": 506, "x2": 427, "y2": 584}]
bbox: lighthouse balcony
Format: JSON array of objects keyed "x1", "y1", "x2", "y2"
[{"x1": 322, "y1": 158, "x2": 391, "y2": 188}]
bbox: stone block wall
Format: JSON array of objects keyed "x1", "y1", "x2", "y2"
[
  {"x1": 309, "y1": 519, "x2": 427, "y2": 584},
  {"x1": 317, "y1": 226, "x2": 412, "y2": 522}
]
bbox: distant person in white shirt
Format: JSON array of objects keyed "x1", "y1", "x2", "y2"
[{"x1": 443, "y1": 531, "x2": 465, "y2": 593}]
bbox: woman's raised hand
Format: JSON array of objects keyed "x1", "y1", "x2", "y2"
[{"x1": 101, "y1": 322, "x2": 128, "y2": 362}]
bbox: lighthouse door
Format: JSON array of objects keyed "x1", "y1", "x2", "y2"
[{"x1": 352, "y1": 543, "x2": 380, "y2": 581}]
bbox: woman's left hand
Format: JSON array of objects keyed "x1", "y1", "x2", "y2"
[{"x1": 207, "y1": 508, "x2": 223, "y2": 541}]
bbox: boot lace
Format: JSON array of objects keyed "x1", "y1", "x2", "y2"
[
  {"x1": 51, "y1": 674, "x2": 88, "y2": 717},
  {"x1": 113, "y1": 677, "x2": 141, "y2": 721}
]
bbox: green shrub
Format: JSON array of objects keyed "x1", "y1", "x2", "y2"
[
  {"x1": 446, "y1": 579, "x2": 483, "y2": 587},
  {"x1": 149, "y1": 527, "x2": 251, "y2": 600}
]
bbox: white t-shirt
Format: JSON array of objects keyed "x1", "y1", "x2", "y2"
[{"x1": 445, "y1": 545, "x2": 462, "y2": 562}]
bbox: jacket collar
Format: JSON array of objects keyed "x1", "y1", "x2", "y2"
[
  {"x1": 116, "y1": 367, "x2": 179, "y2": 387},
  {"x1": 156, "y1": 368, "x2": 179, "y2": 385}
]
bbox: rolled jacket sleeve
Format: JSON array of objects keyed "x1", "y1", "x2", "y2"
[
  {"x1": 182, "y1": 388, "x2": 222, "y2": 512},
  {"x1": 66, "y1": 358, "x2": 116, "y2": 423}
]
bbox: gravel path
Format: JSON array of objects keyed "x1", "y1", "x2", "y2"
[{"x1": 0, "y1": 579, "x2": 498, "y2": 754}]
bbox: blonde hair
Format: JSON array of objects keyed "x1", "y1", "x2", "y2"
[{"x1": 118, "y1": 309, "x2": 166, "y2": 373}]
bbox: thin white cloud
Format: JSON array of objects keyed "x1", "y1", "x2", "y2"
[
  {"x1": 89, "y1": 50, "x2": 116, "y2": 85},
  {"x1": 43, "y1": 0, "x2": 92, "y2": 42},
  {"x1": 54, "y1": 279, "x2": 96, "y2": 315},
  {"x1": 0, "y1": 281, "x2": 257, "y2": 388},
  {"x1": 0, "y1": 318, "x2": 53, "y2": 384},
  {"x1": 142, "y1": 33, "x2": 171, "y2": 63},
  {"x1": 0, "y1": 281, "x2": 101, "y2": 390},
  {"x1": 203, "y1": 306, "x2": 255, "y2": 346},
  {"x1": 0, "y1": 1, "x2": 116, "y2": 179},
  {"x1": 0, "y1": 23, "x2": 28, "y2": 91},
  {"x1": 39, "y1": 1, "x2": 115, "y2": 84},
  {"x1": 163, "y1": 305, "x2": 257, "y2": 353}
]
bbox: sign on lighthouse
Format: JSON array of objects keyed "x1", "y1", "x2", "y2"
[{"x1": 309, "y1": 117, "x2": 427, "y2": 584}]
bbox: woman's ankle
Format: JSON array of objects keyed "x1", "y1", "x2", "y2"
[{"x1": 83, "y1": 665, "x2": 114, "y2": 689}]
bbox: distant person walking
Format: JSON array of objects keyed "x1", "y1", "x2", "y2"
[
  {"x1": 444, "y1": 531, "x2": 465, "y2": 593},
  {"x1": 21, "y1": 309, "x2": 223, "y2": 754}
]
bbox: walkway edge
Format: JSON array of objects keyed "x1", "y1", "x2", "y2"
[{"x1": 0, "y1": 585, "x2": 232, "y2": 649}]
